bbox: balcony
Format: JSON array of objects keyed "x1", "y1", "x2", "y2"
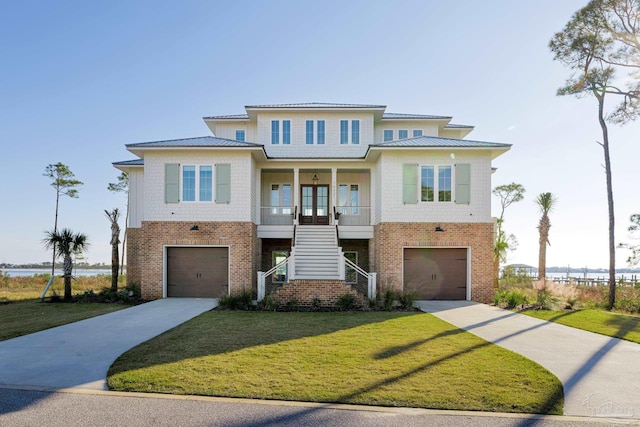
[
  {"x1": 261, "y1": 206, "x2": 295, "y2": 225},
  {"x1": 335, "y1": 206, "x2": 371, "y2": 226}
]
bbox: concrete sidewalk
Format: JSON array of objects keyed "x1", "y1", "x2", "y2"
[
  {"x1": 416, "y1": 301, "x2": 640, "y2": 419},
  {"x1": 0, "y1": 298, "x2": 217, "y2": 390}
]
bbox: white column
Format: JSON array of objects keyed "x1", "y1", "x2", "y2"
[
  {"x1": 331, "y1": 167, "x2": 337, "y2": 224},
  {"x1": 255, "y1": 168, "x2": 261, "y2": 225},
  {"x1": 293, "y1": 167, "x2": 299, "y2": 224}
]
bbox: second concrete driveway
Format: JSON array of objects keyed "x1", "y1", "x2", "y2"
[
  {"x1": 417, "y1": 301, "x2": 640, "y2": 420},
  {"x1": 0, "y1": 298, "x2": 217, "y2": 390}
]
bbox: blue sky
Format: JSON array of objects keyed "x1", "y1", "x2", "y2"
[{"x1": 0, "y1": 0, "x2": 637, "y2": 269}]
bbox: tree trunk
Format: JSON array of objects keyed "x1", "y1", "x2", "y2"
[
  {"x1": 538, "y1": 234, "x2": 547, "y2": 284},
  {"x1": 111, "y1": 242, "x2": 119, "y2": 292},
  {"x1": 597, "y1": 94, "x2": 616, "y2": 309},
  {"x1": 51, "y1": 187, "x2": 60, "y2": 276},
  {"x1": 63, "y1": 255, "x2": 73, "y2": 301}
]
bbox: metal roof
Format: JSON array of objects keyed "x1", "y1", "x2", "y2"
[
  {"x1": 112, "y1": 159, "x2": 144, "y2": 166},
  {"x1": 203, "y1": 114, "x2": 249, "y2": 120},
  {"x1": 126, "y1": 136, "x2": 263, "y2": 148},
  {"x1": 444, "y1": 123, "x2": 474, "y2": 129},
  {"x1": 245, "y1": 102, "x2": 386, "y2": 109},
  {"x1": 382, "y1": 112, "x2": 452, "y2": 120},
  {"x1": 370, "y1": 135, "x2": 511, "y2": 148}
]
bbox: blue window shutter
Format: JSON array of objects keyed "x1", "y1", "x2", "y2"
[
  {"x1": 455, "y1": 163, "x2": 471, "y2": 204},
  {"x1": 165, "y1": 163, "x2": 179, "y2": 203},
  {"x1": 216, "y1": 163, "x2": 231, "y2": 204},
  {"x1": 402, "y1": 164, "x2": 418, "y2": 204}
]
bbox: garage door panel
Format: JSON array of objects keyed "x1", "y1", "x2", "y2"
[
  {"x1": 404, "y1": 248, "x2": 467, "y2": 300},
  {"x1": 167, "y1": 247, "x2": 229, "y2": 298}
]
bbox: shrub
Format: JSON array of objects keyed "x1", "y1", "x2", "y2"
[
  {"x1": 335, "y1": 293, "x2": 357, "y2": 311},
  {"x1": 615, "y1": 297, "x2": 640, "y2": 314},
  {"x1": 533, "y1": 290, "x2": 557, "y2": 310},
  {"x1": 284, "y1": 298, "x2": 300, "y2": 311},
  {"x1": 218, "y1": 290, "x2": 254, "y2": 310},
  {"x1": 257, "y1": 295, "x2": 278, "y2": 311},
  {"x1": 126, "y1": 281, "x2": 141, "y2": 298},
  {"x1": 311, "y1": 297, "x2": 322, "y2": 310},
  {"x1": 398, "y1": 291, "x2": 417, "y2": 310},
  {"x1": 494, "y1": 290, "x2": 528, "y2": 309},
  {"x1": 379, "y1": 288, "x2": 396, "y2": 311}
]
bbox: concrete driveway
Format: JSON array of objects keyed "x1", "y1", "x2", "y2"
[
  {"x1": 0, "y1": 298, "x2": 217, "y2": 390},
  {"x1": 416, "y1": 301, "x2": 640, "y2": 420}
]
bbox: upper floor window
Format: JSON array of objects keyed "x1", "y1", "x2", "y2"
[
  {"x1": 271, "y1": 120, "x2": 279, "y2": 144},
  {"x1": 306, "y1": 120, "x2": 314, "y2": 144},
  {"x1": 340, "y1": 120, "x2": 360, "y2": 144},
  {"x1": 283, "y1": 120, "x2": 291, "y2": 144},
  {"x1": 317, "y1": 120, "x2": 325, "y2": 144},
  {"x1": 420, "y1": 165, "x2": 452, "y2": 202},
  {"x1": 340, "y1": 120, "x2": 348, "y2": 144},
  {"x1": 383, "y1": 129, "x2": 393, "y2": 142},
  {"x1": 235, "y1": 130, "x2": 245, "y2": 142},
  {"x1": 399, "y1": 129, "x2": 408, "y2": 139},
  {"x1": 413, "y1": 129, "x2": 423, "y2": 137},
  {"x1": 182, "y1": 165, "x2": 213, "y2": 202},
  {"x1": 352, "y1": 120, "x2": 360, "y2": 144}
]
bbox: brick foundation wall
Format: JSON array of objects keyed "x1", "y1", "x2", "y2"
[
  {"x1": 126, "y1": 228, "x2": 143, "y2": 287},
  {"x1": 132, "y1": 221, "x2": 257, "y2": 300},
  {"x1": 373, "y1": 222, "x2": 495, "y2": 303},
  {"x1": 273, "y1": 279, "x2": 364, "y2": 308}
]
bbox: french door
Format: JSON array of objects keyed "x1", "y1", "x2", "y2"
[{"x1": 300, "y1": 185, "x2": 329, "y2": 225}]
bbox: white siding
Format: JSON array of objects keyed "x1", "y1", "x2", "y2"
[
  {"x1": 256, "y1": 112, "x2": 373, "y2": 158},
  {"x1": 143, "y1": 151, "x2": 253, "y2": 222},
  {"x1": 378, "y1": 151, "x2": 493, "y2": 223},
  {"x1": 375, "y1": 121, "x2": 440, "y2": 141},
  {"x1": 128, "y1": 169, "x2": 144, "y2": 228},
  {"x1": 213, "y1": 122, "x2": 257, "y2": 143}
]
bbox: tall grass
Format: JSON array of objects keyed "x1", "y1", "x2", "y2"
[{"x1": 0, "y1": 272, "x2": 125, "y2": 302}]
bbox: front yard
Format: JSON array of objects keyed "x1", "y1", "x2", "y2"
[
  {"x1": 108, "y1": 311, "x2": 563, "y2": 414},
  {"x1": 0, "y1": 299, "x2": 126, "y2": 341}
]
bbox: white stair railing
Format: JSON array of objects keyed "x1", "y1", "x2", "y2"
[
  {"x1": 257, "y1": 256, "x2": 291, "y2": 301},
  {"x1": 343, "y1": 256, "x2": 377, "y2": 300}
]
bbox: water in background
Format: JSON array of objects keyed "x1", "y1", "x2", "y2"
[{"x1": 1, "y1": 269, "x2": 113, "y2": 277}]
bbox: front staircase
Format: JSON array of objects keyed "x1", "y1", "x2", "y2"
[{"x1": 292, "y1": 225, "x2": 341, "y2": 279}]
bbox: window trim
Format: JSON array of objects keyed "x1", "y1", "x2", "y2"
[
  {"x1": 271, "y1": 120, "x2": 279, "y2": 144},
  {"x1": 272, "y1": 250, "x2": 289, "y2": 283},
  {"x1": 305, "y1": 120, "x2": 314, "y2": 145},
  {"x1": 317, "y1": 120, "x2": 325, "y2": 145},
  {"x1": 419, "y1": 164, "x2": 454, "y2": 203},
  {"x1": 181, "y1": 164, "x2": 214, "y2": 203}
]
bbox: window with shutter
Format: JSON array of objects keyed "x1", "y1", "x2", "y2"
[
  {"x1": 455, "y1": 163, "x2": 471, "y2": 204},
  {"x1": 215, "y1": 164, "x2": 231, "y2": 204},
  {"x1": 165, "y1": 163, "x2": 180, "y2": 203}
]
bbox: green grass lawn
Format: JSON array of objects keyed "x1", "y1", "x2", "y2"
[
  {"x1": 108, "y1": 311, "x2": 563, "y2": 414},
  {"x1": 522, "y1": 309, "x2": 640, "y2": 344},
  {"x1": 0, "y1": 299, "x2": 126, "y2": 341}
]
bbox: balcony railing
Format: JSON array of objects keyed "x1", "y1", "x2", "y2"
[
  {"x1": 261, "y1": 206, "x2": 295, "y2": 225},
  {"x1": 335, "y1": 206, "x2": 371, "y2": 226}
]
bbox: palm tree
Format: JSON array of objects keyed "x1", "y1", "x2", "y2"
[
  {"x1": 43, "y1": 228, "x2": 89, "y2": 301},
  {"x1": 535, "y1": 193, "x2": 557, "y2": 285}
]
